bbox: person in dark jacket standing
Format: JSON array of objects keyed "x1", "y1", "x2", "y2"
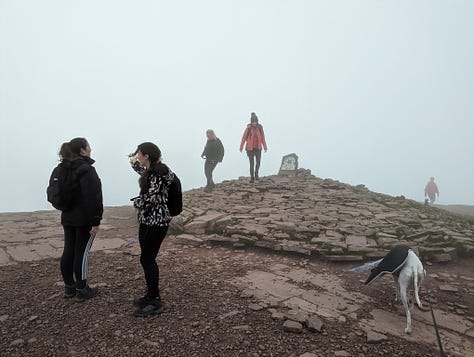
[
  {"x1": 129, "y1": 142, "x2": 175, "y2": 316},
  {"x1": 240, "y1": 112, "x2": 267, "y2": 182},
  {"x1": 57, "y1": 137, "x2": 103, "y2": 302},
  {"x1": 201, "y1": 129, "x2": 224, "y2": 192}
]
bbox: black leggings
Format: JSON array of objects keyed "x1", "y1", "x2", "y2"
[
  {"x1": 61, "y1": 225, "x2": 95, "y2": 289},
  {"x1": 247, "y1": 149, "x2": 262, "y2": 178},
  {"x1": 204, "y1": 159, "x2": 218, "y2": 187},
  {"x1": 139, "y1": 224, "x2": 168, "y2": 298}
]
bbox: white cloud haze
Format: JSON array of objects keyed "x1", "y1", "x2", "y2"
[{"x1": 1, "y1": 1, "x2": 473, "y2": 212}]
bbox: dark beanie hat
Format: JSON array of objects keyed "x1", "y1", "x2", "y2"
[{"x1": 250, "y1": 112, "x2": 258, "y2": 123}]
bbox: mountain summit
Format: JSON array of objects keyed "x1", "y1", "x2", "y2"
[{"x1": 171, "y1": 169, "x2": 474, "y2": 262}]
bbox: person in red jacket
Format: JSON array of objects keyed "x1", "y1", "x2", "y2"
[
  {"x1": 424, "y1": 177, "x2": 439, "y2": 204},
  {"x1": 240, "y1": 112, "x2": 267, "y2": 182}
]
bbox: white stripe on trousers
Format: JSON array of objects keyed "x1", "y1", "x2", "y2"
[{"x1": 81, "y1": 234, "x2": 95, "y2": 281}]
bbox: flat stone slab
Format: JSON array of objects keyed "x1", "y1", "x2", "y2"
[
  {"x1": 345, "y1": 235, "x2": 367, "y2": 246},
  {"x1": 29, "y1": 243, "x2": 61, "y2": 259},
  {"x1": 5, "y1": 245, "x2": 42, "y2": 261},
  {"x1": 232, "y1": 270, "x2": 305, "y2": 302},
  {"x1": 0, "y1": 248, "x2": 12, "y2": 265},
  {"x1": 359, "y1": 308, "x2": 474, "y2": 356},
  {"x1": 175, "y1": 234, "x2": 204, "y2": 246},
  {"x1": 91, "y1": 238, "x2": 126, "y2": 252}
]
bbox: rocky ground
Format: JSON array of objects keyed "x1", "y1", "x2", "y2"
[
  {"x1": 2, "y1": 240, "x2": 472, "y2": 357},
  {"x1": 1, "y1": 171, "x2": 473, "y2": 356}
]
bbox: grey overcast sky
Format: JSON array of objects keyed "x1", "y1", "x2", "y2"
[{"x1": 1, "y1": 1, "x2": 473, "y2": 212}]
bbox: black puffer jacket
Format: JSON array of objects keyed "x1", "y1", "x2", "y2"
[
  {"x1": 61, "y1": 156, "x2": 103, "y2": 227},
  {"x1": 201, "y1": 138, "x2": 224, "y2": 162}
]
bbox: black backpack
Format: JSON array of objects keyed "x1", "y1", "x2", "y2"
[
  {"x1": 167, "y1": 174, "x2": 183, "y2": 216},
  {"x1": 46, "y1": 163, "x2": 81, "y2": 211}
]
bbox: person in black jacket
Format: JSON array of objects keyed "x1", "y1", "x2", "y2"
[
  {"x1": 201, "y1": 129, "x2": 224, "y2": 192},
  {"x1": 57, "y1": 137, "x2": 103, "y2": 302}
]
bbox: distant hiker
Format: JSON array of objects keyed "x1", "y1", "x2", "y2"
[
  {"x1": 239, "y1": 112, "x2": 267, "y2": 183},
  {"x1": 424, "y1": 177, "x2": 439, "y2": 204},
  {"x1": 129, "y1": 142, "x2": 176, "y2": 316},
  {"x1": 201, "y1": 129, "x2": 224, "y2": 192},
  {"x1": 47, "y1": 137, "x2": 103, "y2": 302}
]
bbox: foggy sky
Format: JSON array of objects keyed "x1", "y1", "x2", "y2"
[{"x1": 1, "y1": 1, "x2": 473, "y2": 212}]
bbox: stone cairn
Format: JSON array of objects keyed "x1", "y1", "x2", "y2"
[{"x1": 170, "y1": 168, "x2": 474, "y2": 263}]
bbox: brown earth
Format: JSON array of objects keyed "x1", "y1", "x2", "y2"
[{"x1": 1, "y1": 235, "x2": 472, "y2": 357}]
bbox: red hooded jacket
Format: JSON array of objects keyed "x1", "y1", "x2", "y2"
[{"x1": 240, "y1": 124, "x2": 267, "y2": 151}]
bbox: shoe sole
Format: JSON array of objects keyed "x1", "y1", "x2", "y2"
[
  {"x1": 133, "y1": 305, "x2": 164, "y2": 317},
  {"x1": 74, "y1": 292, "x2": 99, "y2": 303}
]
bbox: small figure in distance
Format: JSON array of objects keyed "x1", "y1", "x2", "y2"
[
  {"x1": 239, "y1": 112, "x2": 267, "y2": 183},
  {"x1": 129, "y1": 142, "x2": 176, "y2": 317},
  {"x1": 201, "y1": 129, "x2": 224, "y2": 192},
  {"x1": 424, "y1": 177, "x2": 439, "y2": 204}
]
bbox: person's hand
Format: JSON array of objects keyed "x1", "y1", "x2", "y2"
[
  {"x1": 264, "y1": 149, "x2": 267, "y2": 153},
  {"x1": 90, "y1": 225, "x2": 100, "y2": 237},
  {"x1": 240, "y1": 149, "x2": 243, "y2": 153},
  {"x1": 129, "y1": 154, "x2": 138, "y2": 165}
]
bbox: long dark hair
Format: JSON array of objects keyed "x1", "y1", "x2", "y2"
[
  {"x1": 135, "y1": 142, "x2": 170, "y2": 194},
  {"x1": 59, "y1": 137, "x2": 88, "y2": 161}
]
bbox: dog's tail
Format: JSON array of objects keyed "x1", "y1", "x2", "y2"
[{"x1": 345, "y1": 258, "x2": 383, "y2": 274}]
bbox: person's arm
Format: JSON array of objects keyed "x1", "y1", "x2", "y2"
[
  {"x1": 201, "y1": 143, "x2": 208, "y2": 159},
  {"x1": 80, "y1": 167, "x2": 103, "y2": 228},
  {"x1": 240, "y1": 128, "x2": 249, "y2": 152},
  {"x1": 218, "y1": 139, "x2": 224, "y2": 162},
  {"x1": 260, "y1": 126, "x2": 267, "y2": 151}
]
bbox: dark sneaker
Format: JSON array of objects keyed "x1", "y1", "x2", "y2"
[
  {"x1": 133, "y1": 298, "x2": 164, "y2": 317},
  {"x1": 75, "y1": 286, "x2": 99, "y2": 302},
  {"x1": 64, "y1": 284, "x2": 76, "y2": 299},
  {"x1": 255, "y1": 172, "x2": 259, "y2": 180},
  {"x1": 133, "y1": 295, "x2": 150, "y2": 308},
  {"x1": 249, "y1": 177, "x2": 255, "y2": 183}
]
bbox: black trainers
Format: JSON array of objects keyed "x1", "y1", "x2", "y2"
[
  {"x1": 255, "y1": 172, "x2": 259, "y2": 181},
  {"x1": 133, "y1": 295, "x2": 150, "y2": 308},
  {"x1": 133, "y1": 297, "x2": 164, "y2": 317},
  {"x1": 75, "y1": 286, "x2": 99, "y2": 302},
  {"x1": 64, "y1": 284, "x2": 76, "y2": 299},
  {"x1": 249, "y1": 177, "x2": 255, "y2": 183}
]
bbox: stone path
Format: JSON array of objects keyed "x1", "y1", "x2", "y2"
[{"x1": 0, "y1": 210, "x2": 130, "y2": 266}]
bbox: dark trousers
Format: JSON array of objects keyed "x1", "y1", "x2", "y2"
[
  {"x1": 204, "y1": 159, "x2": 218, "y2": 188},
  {"x1": 61, "y1": 225, "x2": 95, "y2": 289},
  {"x1": 139, "y1": 224, "x2": 168, "y2": 298},
  {"x1": 247, "y1": 149, "x2": 262, "y2": 178}
]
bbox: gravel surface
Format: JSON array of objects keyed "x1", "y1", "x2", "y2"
[{"x1": 1, "y1": 239, "x2": 470, "y2": 357}]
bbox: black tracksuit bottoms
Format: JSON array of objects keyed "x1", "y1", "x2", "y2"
[
  {"x1": 139, "y1": 224, "x2": 168, "y2": 298},
  {"x1": 204, "y1": 159, "x2": 218, "y2": 188},
  {"x1": 61, "y1": 225, "x2": 95, "y2": 289},
  {"x1": 247, "y1": 149, "x2": 262, "y2": 178}
]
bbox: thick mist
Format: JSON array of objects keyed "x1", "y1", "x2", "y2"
[{"x1": 1, "y1": 1, "x2": 473, "y2": 212}]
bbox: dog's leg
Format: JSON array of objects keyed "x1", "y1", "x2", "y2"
[
  {"x1": 414, "y1": 269, "x2": 423, "y2": 308},
  {"x1": 399, "y1": 273, "x2": 412, "y2": 334},
  {"x1": 393, "y1": 275, "x2": 399, "y2": 302}
]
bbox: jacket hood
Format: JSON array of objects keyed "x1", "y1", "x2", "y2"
[{"x1": 61, "y1": 156, "x2": 95, "y2": 171}]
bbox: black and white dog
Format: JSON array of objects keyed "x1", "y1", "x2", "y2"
[{"x1": 350, "y1": 245, "x2": 426, "y2": 334}]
